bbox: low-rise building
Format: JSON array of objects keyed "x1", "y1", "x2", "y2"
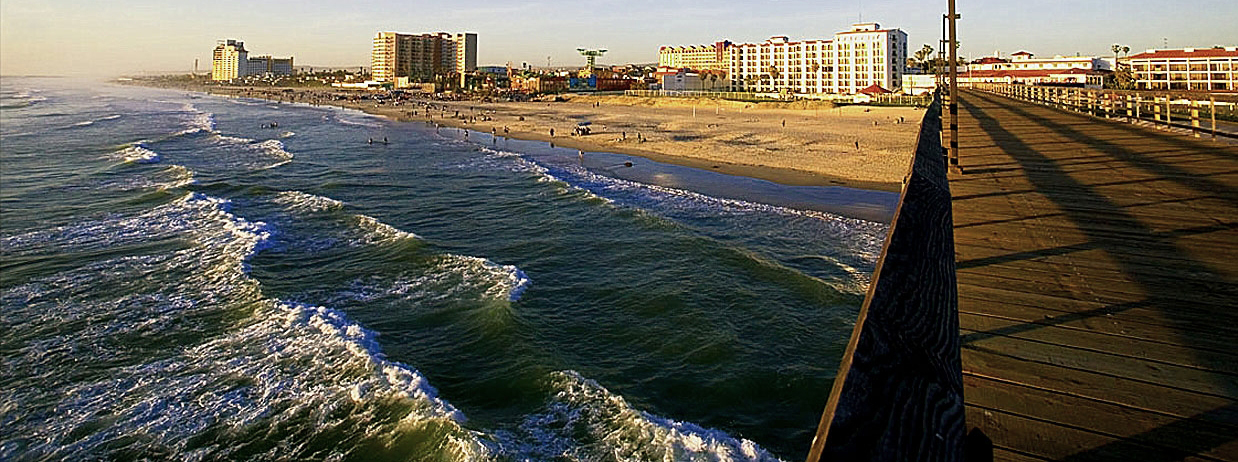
[
  {"x1": 658, "y1": 41, "x2": 733, "y2": 72},
  {"x1": 1126, "y1": 47, "x2": 1237, "y2": 91},
  {"x1": 960, "y1": 51, "x2": 1108, "y2": 88}
]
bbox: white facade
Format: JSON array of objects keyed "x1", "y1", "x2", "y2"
[
  {"x1": 726, "y1": 23, "x2": 908, "y2": 95},
  {"x1": 971, "y1": 51, "x2": 1110, "y2": 72},
  {"x1": 212, "y1": 39, "x2": 247, "y2": 81},
  {"x1": 658, "y1": 41, "x2": 732, "y2": 72},
  {"x1": 1127, "y1": 47, "x2": 1238, "y2": 91}
]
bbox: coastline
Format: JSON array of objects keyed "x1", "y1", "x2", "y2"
[{"x1": 140, "y1": 82, "x2": 921, "y2": 192}]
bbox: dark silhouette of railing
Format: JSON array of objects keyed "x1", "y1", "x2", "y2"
[{"x1": 805, "y1": 94, "x2": 965, "y2": 462}]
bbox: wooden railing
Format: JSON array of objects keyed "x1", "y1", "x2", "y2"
[
  {"x1": 970, "y1": 83, "x2": 1238, "y2": 139},
  {"x1": 805, "y1": 94, "x2": 965, "y2": 462}
]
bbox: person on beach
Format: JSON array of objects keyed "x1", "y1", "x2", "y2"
[{"x1": 549, "y1": 128, "x2": 555, "y2": 137}]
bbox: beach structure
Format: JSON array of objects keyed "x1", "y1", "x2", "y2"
[
  {"x1": 958, "y1": 51, "x2": 1109, "y2": 88},
  {"x1": 211, "y1": 39, "x2": 294, "y2": 81},
  {"x1": 371, "y1": 31, "x2": 477, "y2": 85},
  {"x1": 658, "y1": 41, "x2": 733, "y2": 73},
  {"x1": 728, "y1": 23, "x2": 908, "y2": 95},
  {"x1": 246, "y1": 56, "x2": 294, "y2": 78},
  {"x1": 1126, "y1": 47, "x2": 1238, "y2": 91},
  {"x1": 211, "y1": 40, "x2": 247, "y2": 81},
  {"x1": 660, "y1": 23, "x2": 907, "y2": 96}
]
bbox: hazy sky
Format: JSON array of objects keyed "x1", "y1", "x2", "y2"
[{"x1": 2, "y1": 0, "x2": 1235, "y2": 76}]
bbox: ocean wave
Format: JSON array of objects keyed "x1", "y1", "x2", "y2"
[
  {"x1": 111, "y1": 143, "x2": 161, "y2": 164},
  {"x1": 351, "y1": 214, "x2": 418, "y2": 244},
  {"x1": 0, "y1": 192, "x2": 486, "y2": 460},
  {"x1": 334, "y1": 254, "x2": 530, "y2": 306},
  {"x1": 271, "y1": 190, "x2": 344, "y2": 213},
  {"x1": 1, "y1": 192, "x2": 266, "y2": 258},
  {"x1": 493, "y1": 370, "x2": 780, "y2": 461},
  {"x1": 279, "y1": 131, "x2": 295, "y2": 138}
]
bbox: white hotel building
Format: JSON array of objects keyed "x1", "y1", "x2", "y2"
[
  {"x1": 1126, "y1": 47, "x2": 1238, "y2": 91},
  {"x1": 726, "y1": 23, "x2": 908, "y2": 95}
]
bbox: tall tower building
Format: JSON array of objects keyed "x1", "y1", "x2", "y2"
[
  {"x1": 212, "y1": 39, "x2": 248, "y2": 81},
  {"x1": 372, "y1": 32, "x2": 477, "y2": 83}
]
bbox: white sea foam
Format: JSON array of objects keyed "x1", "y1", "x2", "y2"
[
  {"x1": 1, "y1": 192, "x2": 266, "y2": 258},
  {"x1": 0, "y1": 191, "x2": 486, "y2": 460},
  {"x1": 271, "y1": 190, "x2": 344, "y2": 213},
  {"x1": 279, "y1": 131, "x2": 295, "y2": 138},
  {"x1": 337, "y1": 254, "x2": 530, "y2": 306},
  {"x1": 351, "y1": 214, "x2": 418, "y2": 244},
  {"x1": 113, "y1": 143, "x2": 161, "y2": 164},
  {"x1": 494, "y1": 370, "x2": 781, "y2": 461},
  {"x1": 71, "y1": 120, "x2": 95, "y2": 127}
]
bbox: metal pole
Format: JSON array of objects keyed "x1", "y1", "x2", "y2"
[{"x1": 948, "y1": 1, "x2": 960, "y2": 173}]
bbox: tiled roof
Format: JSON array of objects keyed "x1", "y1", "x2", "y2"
[{"x1": 1128, "y1": 49, "x2": 1238, "y2": 60}]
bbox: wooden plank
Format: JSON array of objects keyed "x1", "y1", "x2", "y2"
[
  {"x1": 959, "y1": 312, "x2": 1238, "y2": 376},
  {"x1": 962, "y1": 349, "x2": 1238, "y2": 428},
  {"x1": 964, "y1": 375, "x2": 1238, "y2": 460},
  {"x1": 962, "y1": 332, "x2": 1238, "y2": 397},
  {"x1": 952, "y1": 88, "x2": 1238, "y2": 462},
  {"x1": 957, "y1": 292, "x2": 1238, "y2": 354}
]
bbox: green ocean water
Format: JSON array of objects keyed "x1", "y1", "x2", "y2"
[{"x1": 0, "y1": 78, "x2": 892, "y2": 461}]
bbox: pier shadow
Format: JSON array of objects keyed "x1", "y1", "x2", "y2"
[{"x1": 955, "y1": 90, "x2": 1238, "y2": 459}]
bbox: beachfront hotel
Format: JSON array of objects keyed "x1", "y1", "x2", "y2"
[
  {"x1": 211, "y1": 39, "x2": 294, "y2": 81},
  {"x1": 728, "y1": 23, "x2": 907, "y2": 95},
  {"x1": 658, "y1": 23, "x2": 907, "y2": 95},
  {"x1": 371, "y1": 32, "x2": 477, "y2": 83},
  {"x1": 212, "y1": 40, "x2": 247, "y2": 81},
  {"x1": 1126, "y1": 47, "x2": 1238, "y2": 91},
  {"x1": 658, "y1": 41, "x2": 733, "y2": 73}
]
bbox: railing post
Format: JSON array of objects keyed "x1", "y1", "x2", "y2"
[
  {"x1": 1135, "y1": 94, "x2": 1141, "y2": 120},
  {"x1": 1126, "y1": 94, "x2": 1133, "y2": 119},
  {"x1": 1211, "y1": 96, "x2": 1218, "y2": 139},
  {"x1": 1191, "y1": 100, "x2": 1201, "y2": 138},
  {"x1": 1155, "y1": 97, "x2": 1162, "y2": 123},
  {"x1": 1166, "y1": 97, "x2": 1173, "y2": 127}
]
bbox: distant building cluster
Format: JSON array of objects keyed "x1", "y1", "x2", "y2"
[
  {"x1": 371, "y1": 31, "x2": 477, "y2": 84},
  {"x1": 211, "y1": 39, "x2": 293, "y2": 81},
  {"x1": 1126, "y1": 47, "x2": 1237, "y2": 91},
  {"x1": 949, "y1": 51, "x2": 1110, "y2": 89},
  {"x1": 657, "y1": 23, "x2": 908, "y2": 95}
]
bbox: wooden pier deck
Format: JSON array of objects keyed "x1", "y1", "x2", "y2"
[{"x1": 951, "y1": 90, "x2": 1238, "y2": 461}]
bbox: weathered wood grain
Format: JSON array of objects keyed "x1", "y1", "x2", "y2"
[
  {"x1": 953, "y1": 89, "x2": 1238, "y2": 461},
  {"x1": 806, "y1": 96, "x2": 965, "y2": 462}
]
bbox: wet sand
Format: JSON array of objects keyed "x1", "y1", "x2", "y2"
[{"x1": 161, "y1": 84, "x2": 924, "y2": 192}]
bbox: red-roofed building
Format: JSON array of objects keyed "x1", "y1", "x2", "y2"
[{"x1": 1125, "y1": 47, "x2": 1237, "y2": 91}]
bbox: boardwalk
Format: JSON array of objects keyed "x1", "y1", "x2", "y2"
[{"x1": 951, "y1": 90, "x2": 1238, "y2": 461}]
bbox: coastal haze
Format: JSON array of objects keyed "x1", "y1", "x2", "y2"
[{"x1": 3, "y1": 0, "x2": 1238, "y2": 76}]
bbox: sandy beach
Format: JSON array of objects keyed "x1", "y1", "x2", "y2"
[{"x1": 161, "y1": 84, "x2": 925, "y2": 191}]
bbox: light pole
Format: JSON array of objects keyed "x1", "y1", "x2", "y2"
[{"x1": 947, "y1": 0, "x2": 961, "y2": 173}]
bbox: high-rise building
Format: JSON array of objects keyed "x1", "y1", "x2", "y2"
[
  {"x1": 727, "y1": 23, "x2": 908, "y2": 95},
  {"x1": 1126, "y1": 47, "x2": 1237, "y2": 91},
  {"x1": 372, "y1": 31, "x2": 477, "y2": 83},
  {"x1": 212, "y1": 39, "x2": 248, "y2": 81},
  {"x1": 212, "y1": 39, "x2": 293, "y2": 81}
]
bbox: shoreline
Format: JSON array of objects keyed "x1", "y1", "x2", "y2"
[{"x1": 138, "y1": 81, "x2": 921, "y2": 192}]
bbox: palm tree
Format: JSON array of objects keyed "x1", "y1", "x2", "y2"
[
  {"x1": 1122, "y1": 45, "x2": 1130, "y2": 58},
  {"x1": 1111, "y1": 43, "x2": 1122, "y2": 65}
]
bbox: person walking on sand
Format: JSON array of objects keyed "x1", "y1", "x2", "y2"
[
  {"x1": 781, "y1": 119, "x2": 785, "y2": 127},
  {"x1": 549, "y1": 128, "x2": 555, "y2": 137}
]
